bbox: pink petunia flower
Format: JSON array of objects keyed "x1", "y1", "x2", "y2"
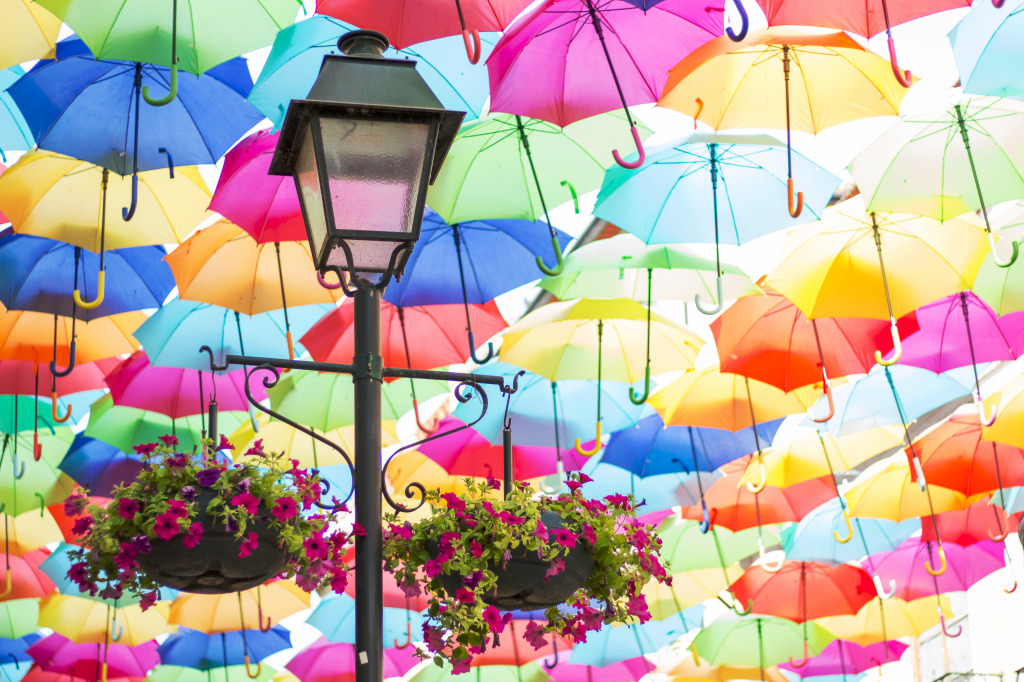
[
  {"x1": 552, "y1": 529, "x2": 578, "y2": 549},
  {"x1": 166, "y1": 499, "x2": 189, "y2": 518},
  {"x1": 118, "y1": 498, "x2": 140, "y2": 520},
  {"x1": 481, "y1": 605, "x2": 512, "y2": 634},
  {"x1": 271, "y1": 497, "x2": 298, "y2": 521},
  {"x1": 303, "y1": 535, "x2": 329, "y2": 561},
  {"x1": 230, "y1": 492, "x2": 260, "y2": 515},
  {"x1": 152, "y1": 513, "x2": 180, "y2": 540},
  {"x1": 237, "y1": 532, "x2": 258, "y2": 559},
  {"x1": 183, "y1": 522, "x2": 204, "y2": 549},
  {"x1": 158, "y1": 434, "x2": 179, "y2": 447},
  {"x1": 523, "y1": 620, "x2": 549, "y2": 650}
]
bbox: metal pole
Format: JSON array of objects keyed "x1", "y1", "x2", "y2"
[{"x1": 353, "y1": 282, "x2": 383, "y2": 682}]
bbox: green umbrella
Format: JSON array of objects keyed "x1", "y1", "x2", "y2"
[
  {"x1": 0, "y1": 395, "x2": 60, "y2": 433},
  {"x1": 147, "y1": 664, "x2": 276, "y2": 682},
  {"x1": 408, "y1": 662, "x2": 551, "y2": 682},
  {"x1": 970, "y1": 239, "x2": 1024, "y2": 315},
  {"x1": 0, "y1": 598, "x2": 40, "y2": 639},
  {"x1": 658, "y1": 517, "x2": 782, "y2": 573},
  {"x1": 0, "y1": 427, "x2": 75, "y2": 515},
  {"x1": 267, "y1": 369, "x2": 450, "y2": 433},
  {"x1": 83, "y1": 394, "x2": 246, "y2": 453},
  {"x1": 693, "y1": 612, "x2": 835, "y2": 669}
]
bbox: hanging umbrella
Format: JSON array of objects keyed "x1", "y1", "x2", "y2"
[
  {"x1": 306, "y1": 593, "x2": 422, "y2": 647},
  {"x1": 487, "y1": 0, "x2": 723, "y2": 167},
  {"x1": 949, "y1": 0, "x2": 1024, "y2": 101},
  {"x1": 0, "y1": 599, "x2": 41, "y2": 639},
  {"x1": 920, "y1": 500, "x2": 1014, "y2": 547},
  {"x1": 657, "y1": 516, "x2": 781, "y2": 573},
  {"x1": 816, "y1": 595, "x2": 951, "y2": 646},
  {"x1": 866, "y1": 537, "x2": 1004, "y2": 601},
  {"x1": 0, "y1": 0, "x2": 60, "y2": 70},
  {"x1": 0, "y1": 429, "x2": 76, "y2": 515},
  {"x1": 766, "y1": 196, "x2": 988, "y2": 364},
  {"x1": 286, "y1": 640, "x2": 421, "y2": 681},
  {"x1": 592, "y1": 133, "x2": 838, "y2": 308},
  {"x1": 57, "y1": 435, "x2": 143, "y2": 498},
  {"x1": 915, "y1": 415, "x2": 1024, "y2": 499},
  {"x1": 781, "y1": 497, "x2": 919, "y2": 565},
  {"x1": 167, "y1": 581, "x2": 310, "y2": 634},
  {"x1": 846, "y1": 454, "x2": 977, "y2": 523},
  {"x1": 567, "y1": 619, "x2": 680, "y2": 666},
  {"x1": 777, "y1": 639, "x2": 909, "y2": 677},
  {"x1": 978, "y1": 373, "x2": 1024, "y2": 449},
  {"x1": 655, "y1": 651, "x2": 790, "y2": 682},
  {"x1": 407, "y1": 662, "x2": 551, "y2": 682},
  {"x1": 0, "y1": 359, "x2": 117, "y2": 399},
  {"x1": 133, "y1": 300, "x2": 332, "y2": 373},
  {"x1": 578, "y1": 459, "x2": 711, "y2": 512},
  {"x1": 659, "y1": 28, "x2": 908, "y2": 217},
  {"x1": 642, "y1": 565, "x2": 744, "y2": 614},
  {"x1": 542, "y1": 656, "x2": 652, "y2": 682},
  {"x1": 0, "y1": 67, "x2": 34, "y2": 156},
  {"x1": 0, "y1": 550, "x2": 55, "y2": 600},
  {"x1": 250, "y1": 16, "x2": 498, "y2": 127},
  {"x1": 27, "y1": 635, "x2": 159, "y2": 679},
  {"x1": 0, "y1": 506, "x2": 63, "y2": 556},
  {"x1": 850, "y1": 94, "x2": 1024, "y2": 267},
  {"x1": 156, "y1": 627, "x2": 291, "y2": 672},
  {"x1": 692, "y1": 612, "x2": 836, "y2": 669},
  {"x1": 729, "y1": 561, "x2": 878, "y2": 622},
  {"x1": 972, "y1": 242, "x2": 1024, "y2": 316},
  {"x1": 147, "y1": 665, "x2": 274, "y2": 682},
  {"x1": 37, "y1": 594, "x2": 174, "y2": 645}
]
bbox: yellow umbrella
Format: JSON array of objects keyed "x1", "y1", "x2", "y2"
[
  {"x1": 642, "y1": 564, "x2": 744, "y2": 616},
  {"x1": 0, "y1": 0, "x2": 60, "y2": 70},
  {"x1": 846, "y1": 454, "x2": 978, "y2": 522},
  {"x1": 656, "y1": 649, "x2": 789, "y2": 682},
  {"x1": 0, "y1": 507, "x2": 65, "y2": 555},
  {"x1": 815, "y1": 595, "x2": 951, "y2": 646},
  {"x1": 0, "y1": 304, "x2": 143, "y2": 365},
  {"x1": 165, "y1": 221, "x2": 344, "y2": 360},
  {"x1": 38, "y1": 593, "x2": 175, "y2": 645},
  {"x1": 659, "y1": 27, "x2": 908, "y2": 218},
  {"x1": 982, "y1": 373, "x2": 1024, "y2": 449},
  {"x1": 228, "y1": 415, "x2": 399, "y2": 469},
  {"x1": 0, "y1": 150, "x2": 211, "y2": 251},
  {"x1": 167, "y1": 580, "x2": 310, "y2": 634},
  {"x1": 766, "y1": 196, "x2": 988, "y2": 365}
]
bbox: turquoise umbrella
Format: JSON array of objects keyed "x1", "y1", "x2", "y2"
[
  {"x1": 568, "y1": 618, "x2": 682, "y2": 666},
  {"x1": 949, "y1": 0, "x2": 1024, "y2": 101},
  {"x1": 781, "y1": 498, "x2": 920, "y2": 566},
  {"x1": 249, "y1": 16, "x2": 497, "y2": 128},
  {"x1": 0, "y1": 67, "x2": 33, "y2": 161},
  {"x1": 306, "y1": 593, "x2": 422, "y2": 647}
]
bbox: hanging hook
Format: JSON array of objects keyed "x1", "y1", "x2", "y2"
[
  {"x1": 787, "y1": 177, "x2": 804, "y2": 218},
  {"x1": 468, "y1": 330, "x2": 495, "y2": 365},
  {"x1": 725, "y1": 0, "x2": 749, "y2": 41},
  {"x1": 612, "y1": 124, "x2": 646, "y2": 169},
  {"x1": 51, "y1": 392, "x2": 72, "y2": 423},
  {"x1": 732, "y1": 598, "x2": 753, "y2": 616},
  {"x1": 788, "y1": 640, "x2": 810, "y2": 668},
  {"x1": 886, "y1": 38, "x2": 912, "y2": 88},
  {"x1": 536, "y1": 235, "x2": 565, "y2": 276},
  {"x1": 244, "y1": 655, "x2": 261, "y2": 679},
  {"x1": 875, "y1": 322, "x2": 902, "y2": 366},
  {"x1": 925, "y1": 544, "x2": 947, "y2": 576},
  {"x1": 745, "y1": 456, "x2": 767, "y2": 494},
  {"x1": 873, "y1": 574, "x2": 897, "y2": 599},
  {"x1": 393, "y1": 620, "x2": 412, "y2": 649},
  {"x1": 988, "y1": 231, "x2": 1019, "y2": 268},
  {"x1": 317, "y1": 270, "x2": 343, "y2": 290},
  {"x1": 74, "y1": 268, "x2": 106, "y2": 309},
  {"x1": 976, "y1": 395, "x2": 997, "y2": 427},
  {"x1": 808, "y1": 376, "x2": 835, "y2": 423},
  {"x1": 574, "y1": 421, "x2": 602, "y2": 456},
  {"x1": 694, "y1": 276, "x2": 724, "y2": 315},
  {"x1": 833, "y1": 507, "x2": 853, "y2": 544},
  {"x1": 939, "y1": 611, "x2": 961, "y2": 638},
  {"x1": 543, "y1": 638, "x2": 559, "y2": 669},
  {"x1": 143, "y1": 0, "x2": 179, "y2": 106},
  {"x1": 988, "y1": 505, "x2": 1009, "y2": 542},
  {"x1": 628, "y1": 367, "x2": 650, "y2": 405},
  {"x1": 10, "y1": 451, "x2": 24, "y2": 480}
]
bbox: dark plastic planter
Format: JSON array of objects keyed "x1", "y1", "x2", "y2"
[
  {"x1": 435, "y1": 510, "x2": 595, "y2": 611},
  {"x1": 135, "y1": 490, "x2": 287, "y2": 594}
]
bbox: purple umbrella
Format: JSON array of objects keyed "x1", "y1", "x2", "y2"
[
  {"x1": 779, "y1": 639, "x2": 908, "y2": 676},
  {"x1": 865, "y1": 538, "x2": 1003, "y2": 602}
]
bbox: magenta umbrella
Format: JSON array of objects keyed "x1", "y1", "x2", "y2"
[
  {"x1": 890, "y1": 291, "x2": 1024, "y2": 424},
  {"x1": 208, "y1": 129, "x2": 304, "y2": 244},
  {"x1": 778, "y1": 639, "x2": 908, "y2": 676},
  {"x1": 487, "y1": 0, "x2": 723, "y2": 167},
  {"x1": 866, "y1": 538, "x2": 1004, "y2": 602},
  {"x1": 27, "y1": 634, "x2": 160, "y2": 679},
  {"x1": 545, "y1": 655, "x2": 652, "y2": 681},
  {"x1": 286, "y1": 640, "x2": 421, "y2": 682},
  {"x1": 417, "y1": 416, "x2": 591, "y2": 480},
  {"x1": 104, "y1": 350, "x2": 266, "y2": 418}
]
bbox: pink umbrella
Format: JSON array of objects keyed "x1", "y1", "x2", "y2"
[
  {"x1": 866, "y1": 538, "x2": 1004, "y2": 601},
  {"x1": 778, "y1": 639, "x2": 908, "y2": 676},
  {"x1": 286, "y1": 640, "x2": 420, "y2": 682},
  {"x1": 104, "y1": 351, "x2": 266, "y2": 418},
  {"x1": 417, "y1": 415, "x2": 590, "y2": 480},
  {"x1": 21, "y1": 667, "x2": 141, "y2": 682},
  {"x1": 545, "y1": 655, "x2": 652, "y2": 681},
  {"x1": 487, "y1": 0, "x2": 723, "y2": 167},
  {"x1": 27, "y1": 634, "x2": 159, "y2": 679},
  {"x1": 209, "y1": 129, "x2": 305, "y2": 244}
]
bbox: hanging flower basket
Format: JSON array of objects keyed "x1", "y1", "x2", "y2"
[
  {"x1": 383, "y1": 474, "x2": 670, "y2": 671},
  {"x1": 66, "y1": 435, "x2": 357, "y2": 604}
]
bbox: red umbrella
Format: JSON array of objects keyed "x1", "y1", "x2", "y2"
[
  {"x1": 417, "y1": 416, "x2": 590, "y2": 480},
  {"x1": 301, "y1": 299, "x2": 508, "y2": 376},
  {"x1": 28, "y1": 634, "x2": 159, "y2": 679},
  {"x1": 0, "y1": 548, "x2": 56, "y2": 601},
  {"x1": 47, "y1": 499, "x2": 110, "y2": 545},
  {"x1": 286, "y1": 639, "x2": 420, "y2": 682},
  {"x1": 469, "y1": 620, "x2": 572, "y2": 667},
  {"x1": 316, "y1": 0, "x2": 531, "y2": 62},
  {"x1": 104, "y1": 351, "x2": 266, "y2": 418},
  {"x1": 21, "y1": 666, "x2": 141, "y2": 682},
  {"x1": 710, "y1": 285, "x2": 917, "y2": 420},
  {"x1": 920, "y1": 499, "x2": 1013, "y2": 546},
  {"x1": 913, "y1": 415, "x2": 1024, "y2": 498},
  {"x1": 209, "y1": 129, "x2": 304, "y2": 244},
  {"x1": 0, "y1": 358, "x2": 118, "y2": 397},
  {"x1": 730, "y1": 561, "x2": 877, "y2": 622}
]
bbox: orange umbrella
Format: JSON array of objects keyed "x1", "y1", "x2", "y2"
[
  {"x1": 915, "y1": 415, "x2": 1024, "y2": 498},
  {"x1": 167, "y1": 580, "x2": 311, "y2": 634},
  {"x1": 0, "y1": 304, "x2": 142, "y2": 365}
]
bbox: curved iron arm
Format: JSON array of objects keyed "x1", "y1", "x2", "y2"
[
  {"x1": 317, "y1": 270, "x2": 343, "y2": 290},
  {"x1": 725, "y1": 0, "x2": 748, "y2": 41}
]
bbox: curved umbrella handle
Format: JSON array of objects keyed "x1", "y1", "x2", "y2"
[
  {"x1": 286, "y1": 330, "x2": 295, "y2": 361},
  {"x1": 122, "y1": 174, "x2": 139, "y2": 221},
  {"x1": 788, "y1": 641, "x2": 810, "y2": 668},
  {"x1": 468, "y1": 331, "x2": 495, "y2": 365},
  {"x1": 462, "y1": 29, "x2": 481, "y2": 64},
  {"x1": 732, "y1": 598, "x2": 753, "y2": 616},
  {"x1": 561, "y1": 180, "x2": 579, "y2": 214},
  {"x1": 725, "y1": 0, "x2": 748, "y2": 41},
  {"x1": 925, "y1": 544, "x2": 947, "y2": 576},
  {"x1": 886, "y1": 38, "x2": 912, "y2": 88},
  {"x1": 833, "y1": 507, "x2": 853, "y2": 543},
  {"x1": 158, "y1": 147, "x2": 175, "y2": 178},
  {"x1": 0, "y1": 573, "x2": 11, "y2": 599},
  {"x1": 111, "y1": 622, "x2": 124, "y2": 642},
  {"x1": 911, "y1": 456, "x2": 927, "y2": 492},
  {"x1": 988, "y1": 505, "x2": 1009, "y2": 542},
  {"x1": 574, "y1": 421, "x2": 602, "y2": 456},
  {"x1": 393, "y1": 620, "x2": 412, "y2": 649},
  {"x1": 699, "y1": 501, "x2": 715, "y2": 534},
  {"x1": 101, "y1": 661, "x2": 109, "y2": 682},
  {"x1": 317, "y1": 270, "x2": 343, "y2": 289},
  {"x1": 808, "y1": 380, "x2": 834, "y2": 423},
  {"x1": 976, "y1": 395, "x2": 997, "y2": 427},
  {"x1": 543, "y1": 638, "x2": 559, "y2": 669},
  {"x1": 787, "y1": 177, "x2": 803, "y2": 218},
  {"x1": 940, "y1": 611, "x2": 961, "y2": 638},
  {"x1": 74, "y1": 269, "x2": 106, "y2": 310},
  {"x1": 612, "y1": 125, "x2": 646, "y2": 170},
  {"x1": 873, "y1": 574, "x2": 897, "y2": 599},
  {"x1": 628, "y1": 367, "x2": 650, "y2": 405},
  {"x1": 874, "y1": 322, "x2": 902, "y2": 366},
  {"x1": 539, "y1": 457, "x2": 566, "y2": 495},
  {"x1": 694, "y1": 276, "x2": 724, "y2": 315},
  {"x1": 690, "y1": 642, "x2": 700, "y2": 666},
  {"x1": 988, "y1": 230, "x2": 1019, "y2": 268},
  {"x1": 760, "y1": 551, "x2": 784, "y2": 573},
  {"x1": 244, "y1": 655, "x2": 261, "y2": 679},
  {"x1": 693, "y1": 98, "x2": 704, "y2": 129},
  {"x1": 745, "y1": 456, "x2": 767, "y2": 494},
  {"x1": 412, "y1": 398, "x2": 438, "y2": 435},
  {"x1": 536, "y1": 235, "x2": 565, "y2": 276},
  {"x1": 50, "y1": 341, "x2": 76, "y2": 378},
  {"x1": 52, "y1": 392, "x2": 72, "y2": 423},
  {"x1": 5, "y1": 653, "x2": 17, "y2": 670},
  {"x1": 32, "y1": 433, "x2": 41, "y2": 462},
  {"x1": 35, "y1": 493, "x2": 44, "y2": 517},
  {"x1": 11, "y1": 452, "x2": 24, "y2": 480},
  {"x1": 143, "y1": 60, "x2": 178, "y2": 106},
  {"x1": 258, "y1": 606, "x2": 272, "y2": 632}
]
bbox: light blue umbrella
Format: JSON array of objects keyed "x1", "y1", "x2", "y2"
[
  {"x1": 306, "y1": 592, "x2": 422, "y2": 647},
  {"x1": 451, "y1": 362, "x2": 649, "y2": 447},
  {"x1": 568, "y1": 618, "x2": 683, "y2": 666},
  {"x1": 781, "y1": 498, "x2": 919, "y2": 566},
  {"x1": 0, "y1": 67, "x2": 33, "y2": 161},
  {"x1": 133, "y1": 300, "x2": 333, "y2": 372},
  {"x1": 249, "y1": 16, "x2": 496, "y2": 128},
  {"x1": 949, "y1": 0, "x2": 1024, "y2": 101},
  {"x1": 575, "y1": 459, "x2": 718, "y2": 512}
]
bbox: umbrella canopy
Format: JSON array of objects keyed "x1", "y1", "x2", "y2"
[
  {"x1": 286, "y1": 640, "x2": 421, "y2": 681},
  {"x1": 0, "y1": 305, "x2": 143, "y2": 365},
  {"x1": 846, "y1": 455, "x2": 976, "y2": 522},
  {"x1": 0, "y1": 0, "x2": 59, "y2": 70},
  {"x1": 57, "y1": 435, "x2": 143, "y2": 498},
  {"x1": 0, "y1": 507, "x2": 65, "y2": 556},
  {"x1": 642, "y1": 565, "x2": 744, "y2": 613},
  {"x1": 157, "y1": 627, "x2": 291, "y2": 669},
  {"x1": 817, "y1": 595, "x2": 951, "y2": 646},
  {"x1": 306, "y1": 593, "x2": 422, "y2": 646},
  {"x1": 755, "y1": 0, "x2": 969, "y2": 38},
  {"x1": 915, "y1": 415, "x2": 1024, "y2": 498},
  {"x1": 28, "y1": 634, "x2": 159, "y2": 679},
  {"x1": 567, "y1": 619, "x2": 681, "y2": 666},
  {"x1": 866, "y1": 538, "x2": 1004, "y2": 599},
  {"x1": 0, "y1": 68, "x2": 34, "y2": 156},
  {"x1": 0, "y1": 150, "x2": 210, "y2": 251},
  {"x1": 972, "y1": 245, "x2": 1024, "y2": 316},
  {"x1": 407, "y1": 662, "x2": 551, "y2": 682},
  {"x1": 692, "y1": 612, "x2": 836, "y2": 668},
  {"x1": 83, "y1": 394, "x2": 246, "y2": 453},
  {"x1": 781, "y1": 498, "x2": 919, "y2": 565},
  {"x1": 0, "y1": 550, "x2": 55, "y2": 600},
  {"x1": 981, "y1": 373, "x2": 1024, "y2": 449},
  {"x1": 147, "y1": 665, "x2": 274, "y2": 682},
  {"x1": 777, "y1": 639, "x2": 909, "y2": 677},
  {"x1": 0, "y1": 598, "x2": 41, "y2": 639},
  {"x1": 228, "y1": 415, "x2": 398, "y2": 469},
  {"x1": 729, "y1": 561, "x2": 878, "y2": 621},
  {"x1": 37, "y1": 593, "x2": 174, "y2": 645},
  {"x1": 0, "y1": 431, "x2": 76, "y2": 514},
  {"x1": 657, "y1": 516, "x2": 781, "y2": 572},
  {"x1": 949, "y1": 0, "x2": 1024, "y2": 100},
  {"x1": 919, "y1": 500, "x2": 1013, "y2": 546},
  {"x1": 542, "y1": 657, "x2": 652, "y2": 682},
  {"x1": 0, "y1": 358, "x2": 117, "y2": 398},
  {"x1": 167, "y1": 581, "x2": 310, "y2": 634},
  {"x1": 655, "y1": 651, "x2": 789, "y2": 682}
]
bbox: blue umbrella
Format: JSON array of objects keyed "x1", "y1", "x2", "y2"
[
  {"x1": 306, "y1": 593, "x2": 422, "y2": 647},
  {"x1": 0, "y1": 67, "x2": 33, "y2": 161},
  {"x1": 8, "y1": 37, "x2": 261, "y2": 218},
  {"x1": 0, "y1": 232, "x2": 174, "y2": 320},
  {"x1": 949, "y1": 0, "x2": 1024, "y2": 102},
  {"x1": 593, "y1": 131, "x2": 840, "y2": 312},
  {"x1": 0, "y1": 634, "x2": 41, "y2": 665},
  {"x1": 249, "y1": 16, "x2": 497, "y2": 128},
  {"x1": 568, "y1": 618, "x2": 683, "y2": 666},
  {"x1": 133, "y1": 300, "x2": 334, "y2": 372},
  {"x1": 781, "y1": 498, "x2": 919, "y2": 566},
  {"x1": 451, "y1": 362, "x2": 649, "y2": 447},
  {"x1": 602, "y1": 413, "x2": 783, "y2": 477},
  {"x1": 157, "y1": 627, "x2": 291, "y2": 670},
  {"x1": 57, "y1": 434, "x2": 142, "y2": 497}
]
